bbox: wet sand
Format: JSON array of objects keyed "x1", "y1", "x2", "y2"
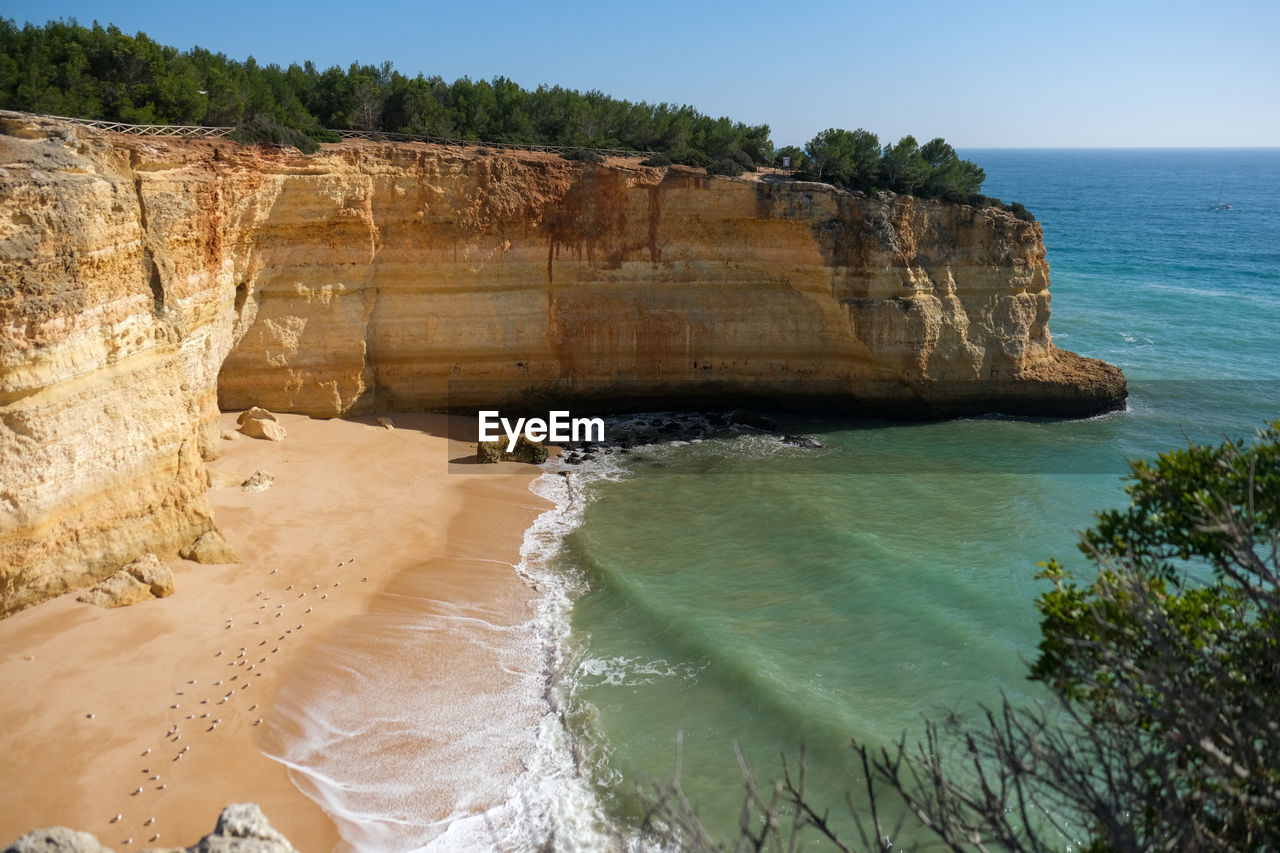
[{"x1": 0, "y1": 412, "x2": 549, "y2": 850}]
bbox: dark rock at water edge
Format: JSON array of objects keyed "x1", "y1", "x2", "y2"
[
  {"x1": 476, "y1": 435, "x2": 549, "y2": 465},
  {"x1": 728, "y1": 410, "x2": 779, "y2": 431}
]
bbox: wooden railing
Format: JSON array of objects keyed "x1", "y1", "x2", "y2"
[{"x1": 34, "y1": 114, "x2": 236, "y2": 138}]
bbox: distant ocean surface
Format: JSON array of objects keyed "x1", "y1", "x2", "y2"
[{"x1": 510, "y1": 149, "x2": 1280, "y2": 848}]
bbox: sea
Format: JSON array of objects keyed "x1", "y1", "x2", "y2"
[{"x1": 274, "y1": 149, "x2": 1280, "y2": 850}]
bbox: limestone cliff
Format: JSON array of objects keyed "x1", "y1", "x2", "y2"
[{"x1": 0, "y1": 112, "x2": 1124, "y2": 614}]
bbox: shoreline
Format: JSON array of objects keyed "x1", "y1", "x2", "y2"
[{"x1": 0, "y1": 412, "x2": 550, "y2": 850}]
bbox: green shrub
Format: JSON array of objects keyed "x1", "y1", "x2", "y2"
[
  {"x1": 640, "y1": 153, "x2": 673, "y2": 167},
  {"x1": 230, "y1": 114, "x2": 320, "y2": 154},
  {"x1": 727, "y1": 149, "x2": 756, "y2": 172},
  {"x1": 706, "y1": 157, "x2": 744, "y2": 177},
  {"x1": 306, "y1": 127, "x2": 342, "y2": 144},
  {"x1": 560, "y1": 147, "x2": 604, "y2": 163},
  {"x1": 673, "y1": 150, "x2": 711, "y2": 168},
  {"x1": 1005, "y1": 201, "x2": 1036, "y2": 222}
]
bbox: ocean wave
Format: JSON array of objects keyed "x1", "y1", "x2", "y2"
[{"x1": 446, "y1": 452, "x2": 635, "y2": 851}]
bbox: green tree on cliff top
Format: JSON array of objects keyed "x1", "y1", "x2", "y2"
[{"x1": 1, "y1": 17, "x2": 1022, "y2": 212}]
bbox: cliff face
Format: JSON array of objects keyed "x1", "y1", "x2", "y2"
[
  {"x1": 212, "y1": 139, "x2": 1120, "y2": 417},
  {"x1": 1, "y1": 116, "x2": 232, "y2": 614},
  {"x1": 0, "y1": 112, "x2": 1124, "y2": 614}
]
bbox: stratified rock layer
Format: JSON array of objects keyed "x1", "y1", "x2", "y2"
[{"x1": 0, "y1": 112, "x2": 1125, "y2": 614}]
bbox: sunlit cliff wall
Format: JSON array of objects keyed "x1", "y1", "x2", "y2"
[{"x1": 0, "y1": 112, "x2": 1125, "y2": 613}]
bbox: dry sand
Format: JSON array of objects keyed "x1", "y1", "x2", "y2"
[{"x1": 0, "y1": 412, "x2": 551, "y2": 850}]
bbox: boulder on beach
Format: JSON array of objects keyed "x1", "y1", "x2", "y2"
[
  {"x1": 75, "y1": 554, "x2": 174, "y2": 608},
  {"x1": 239, "y1": 417, "x2": 286, "y2": 442},
  {"x1": 510, "y1": 435, "x2": 549, "y2": 464},
  {"x1": 476, "y1": 440, "x2": 506, "y2": 463},
  {"x1": 2, "y1": 826, "x2": 113, "y2": 852},
  {"x1": 241, "y1": 470, "x2": 275, "y2": 492},
  {"x1": 180, "y1": 530, "x2": 242, "y2": 564},
  {"x1": 75, "y1": 570, "x2": 151, "y2": 609},
  {"x1": 189, "y1": 803, "x2": 298, "y2": 853},
  {"x1": 236, "y1": 407, "x2": 278, "y2": 425},
  {"x1": 124, "y1": 553, "x2": 175, "y2": 597},
  {"x1": 475, "y1": 435, "x2": 548, "y2": 464}
]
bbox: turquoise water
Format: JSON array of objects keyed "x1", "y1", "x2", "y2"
[{"x1": 542, "y1": 150, "x2": 1280, "y2": 845}]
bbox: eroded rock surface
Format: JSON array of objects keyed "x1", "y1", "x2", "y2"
[
  {"x1": 178, "y1": 531, "x2": 240, "y2": 565},
  {"x1": 74, "y1": 554, "x2": 173, "y2": 608}
]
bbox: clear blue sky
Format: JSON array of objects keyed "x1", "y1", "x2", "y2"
[{"x1": 5, "y1": 0, "x2": 1278, "y2": 147}]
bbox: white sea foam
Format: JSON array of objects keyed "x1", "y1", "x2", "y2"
[
  {"x1": 577, "y1": 655, "x2": 708, "y2": 688},
  {"x1": 258, "y1": 441, "x2": 639, "y2": 851},
  {"x1": 423, "y1": 455, "x2": 632, "y2": 851}
]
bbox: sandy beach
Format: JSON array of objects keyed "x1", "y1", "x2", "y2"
[{"x1": 0, "y1": 412, "x2": 551, "y2": 850}]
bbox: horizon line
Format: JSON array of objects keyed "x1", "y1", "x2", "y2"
[{"x1": 958, "y1": 145, "x2": 1279, "y2": 150}]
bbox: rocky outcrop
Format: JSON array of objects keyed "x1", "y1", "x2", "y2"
[
  {"x1": 184, "y1": 803, "x2": 297, "y2": 853},
  {"x1": 178, "y1": 531, "x2": 240, "y2": 565},
  {"x1": 0, "y1": 115, "x2": 229, "y2": 614},
  {"x1": 0, "y1": 111, "x2": 1125, "y2": 613},
  {"x1": 2, "y1": 827, "x2": 110, "y2": 853},
  {"x1": 477, "y1": 435, "x2": 550, "y2": 464},
  {"x1": 75, "y1": 553, "x2": 174, "y2": 608},
  {"x1": 3, "y1": 803, "x2": 297, "y2": 853},
  {"x1": 238, "y1": 417, "x2": 284, "y2": 441},
  {"x1": 124, "y1": 553, "x2": 176, "y2": 597},
  {"x1": 240, "y1": 469, "x2": 274, "y2": 492}
]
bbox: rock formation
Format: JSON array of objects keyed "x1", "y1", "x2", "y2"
[
  {"x1": 3, "y1": 803, "x2": 297, "y2": 853},
  {"x1": 477, "y1": 435, "x2": 550, "y2": 464},
  {"x1": 0, "y1": 111, "x2": 1125, "y2": 613},
  {"x1": 239, "y1": 470, "x2": 274, "y2": 492},
  {"x1": 178, "y1": 531, "x2": 240, "y2": 565},
  {"x1": 75, "y1": 553, "x2": 175, "y2": 608}
]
